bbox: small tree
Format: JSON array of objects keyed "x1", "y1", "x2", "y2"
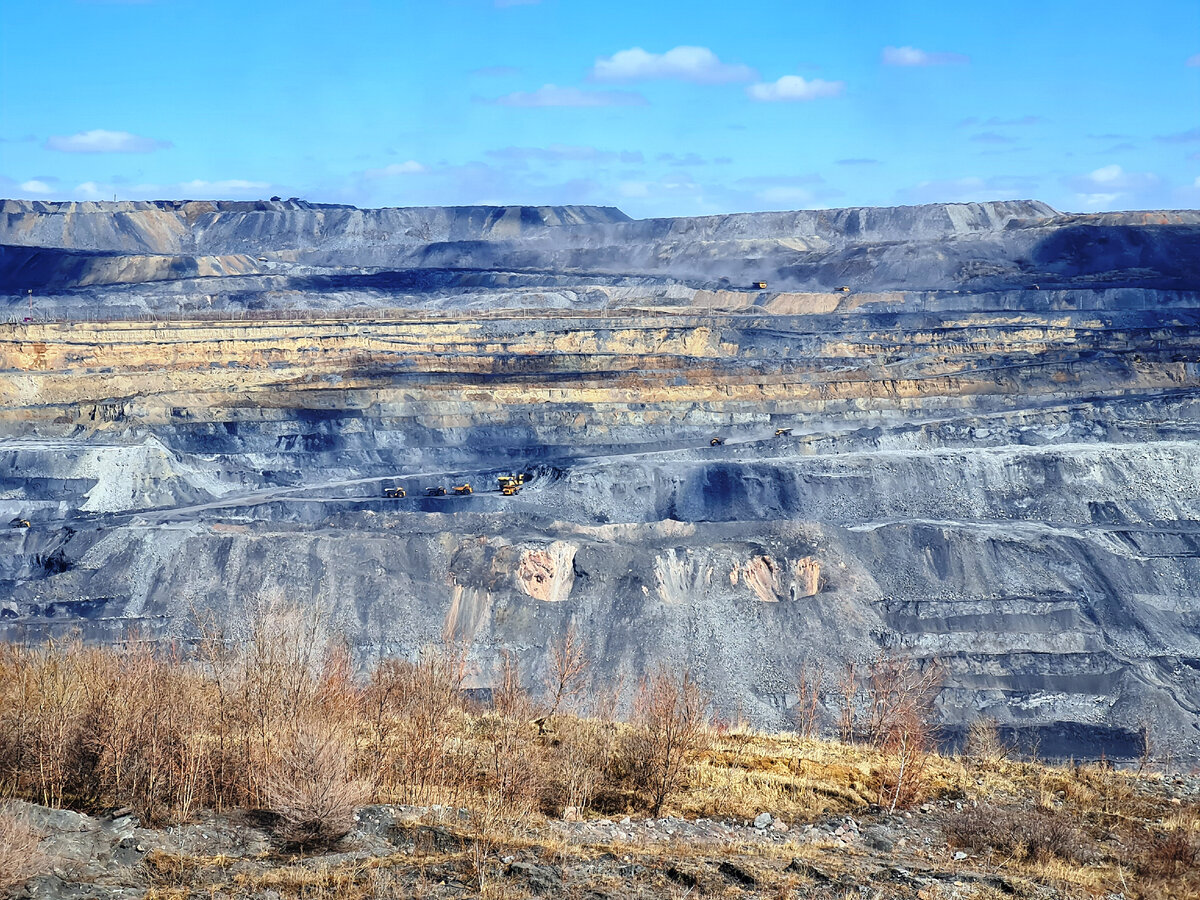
[
  {"x1": 482, "y1": 652, "x2": 542, "y2": 815},
  {"x1": 263, "y1": 718, "x2": 370, "y2": 850},
  {"x1": 361, "y1": 644, "x2": 467, "y2": 806},
  {"x1": 864, "y1": 652, "x2": 943, "y2": 811},
  {"x1": 793, "y1": 659, "x2": 825, "y2": 739},
  {"x1": 965, "y1": 716, "x2": 1011, "y2": 768},
  {"x1": 542, "y1": 624, "x2": 590, "y2": 728},
  {"x1": 625, "y1": 667, "x2": 710, "y2": 816},
  {"x1": 836, "y1": 660, "x2": 858, "y2": 744}
]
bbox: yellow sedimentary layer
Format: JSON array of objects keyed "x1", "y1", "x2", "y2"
[{"x1": 0, "y1": 314, "x2": 1192, "y2": 430}]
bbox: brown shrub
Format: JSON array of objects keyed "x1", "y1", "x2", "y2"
[
  {"x1": 0, "y1": 806, "x2": 46, "y2": 892},
  {"x1": 541, "y1": 716, "x2": 617, "y2": 815},
  {"x1": 616, "y1": 667, "x2": 710, "y2": 816},
  {"x1": 361, "y1": 646, "x2": 469, "y2": 806},
  {"x1": 945, "y1": 802, "x2": 1093, "y2": 864},
  {"x1": 792, "y1": 659, "x2": 824, "y2": 739},
  {"x1": 477, "y1": 652, "x2": 543, "y2": 816},
  {"x1": 262, "y1": 719, "x2": 370, "y2": 850},
  {"x1": 1137, "y1": 828, "x2": 1200, "y2": 879},
  {"x1": 542, "y1": 624, "x2": 589, "y2": 726},
  {"x1": 0, "y1": 642, "x2": 90, "y2": 809},
  {"x1": 864, "y1": 653, "x2": 943, "y2": 811},
  {"x1": 964, "y1": 716, "x2": 1011, "y2": 768}
]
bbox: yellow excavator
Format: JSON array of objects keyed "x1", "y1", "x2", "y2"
[
  {"x1": 499, "y1": 474, "x2": 529, "y2": 496},
  {"x1": 452, "y1": 483, "x2": 473, "y2": 496},
  {"x1": 710, "y1": 437, "x2": 724, "y2": 447},
  {"x1": 9, "y1": 517, "x2": 30, "y2": 528},
  {"x1": 383, "y1": 486, "x2": 406, "y2": 498},
  {"x1": 775, "y1": 428, "x2": 792, "y2": 437}
]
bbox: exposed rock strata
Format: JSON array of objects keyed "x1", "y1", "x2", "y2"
[{"x1": 0, "y1": 199, "x2": 1197, "y2": 762}]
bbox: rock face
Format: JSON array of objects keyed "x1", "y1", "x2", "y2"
[{"x1": 0, "y1": 199, "x2": 1198, "y2": 762}]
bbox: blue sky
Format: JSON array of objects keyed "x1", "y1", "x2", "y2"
[{"x1": 1, "y1": 0, "x2": 1198, "y2": 217}]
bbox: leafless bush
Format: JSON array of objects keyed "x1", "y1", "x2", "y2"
[
  {"x1": 946, "y1": 802, "x2": 1093, "y2": 864},
  {"x1": 836, "y1": 660, "x2": 858, "y2": 744},
  {"x1": 0, "y1": 642, "x2": 89, "y2": 809},
  {"x1": 542, "y1": 624, "x2": 589, "y2": 727},
  {"x1": 793, "y1": 659, "x2": 825, "y2": 739},
  {"x1": 964, "y1": 716, "x2": 1011, "y2": 768},
  {"x1": 263, "y1": 719, "x2": 370, "y2": 850},
  {"x1": 543, "y1": 716, "x2": 617, "y2": 815},
  {"x1": 1137, "y1": 828, "x2": 1200, "y2": 878},
  {"x1": 478, "y1": 652, "x2": 542, "y2": 816},
  {"x1": 361, "y1": 645, "x2": 468, "y2": 806},
  {"x1": 863, "y1": 652, "x2": 943, "y2": 810},
  {"x1": 619, "y1": 667, "x2": 710, "y2": 815},
  {"x1": 0, "y1": 806, "x2": 46, "y2": 892}
]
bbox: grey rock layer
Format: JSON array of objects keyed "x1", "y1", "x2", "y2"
[{"x1": 0, "y1": 199, "x2": 1197, "y2": 763}]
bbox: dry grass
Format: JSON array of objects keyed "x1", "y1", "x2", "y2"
[
  {"x1": 0, "y1": 805, "x2": 46, "y2": 892},
  {"x1": 0, "y1": 624, "x2": 1197, "y2": 899}
]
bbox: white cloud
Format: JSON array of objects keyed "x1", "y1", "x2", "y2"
[
  {"x1": 591, "y1": 46, "x2": 755, "y2": 84},
  {"x1": 897, "y1": 175, "x2": 1038, "y2": 204},
  {"x1": 18, "y1": 179, "x2": 54, "y2": 194},
  {"x1": 472, "y1": 65, "x2": 521, "y2": 77},
  {"x1": 75, "y1": 181, "x2": 108, "y2": 199},
  {"x1": 1064, "y1": 165, "x2": 1160, "y2": 210},
  {"x1": 754, "y1": 186, "x2": 818, "y2": 205},
  {"x1": 1187, "y1": 53, "x2": 1200, "y2": 67},
  {"x1": 1193, "y1": 175, "x2": 1200, "y2": 188},
  {"x1": 747, "y1": 75, "x2": 844, "y2": 102},
  {"x1": 1156, "y1": 126, "x2": 1200, "y2": 144},
  {"x1": 614, "y1": 174, "x2": 710, "y2": 208},
  {"x1": 177, "y1": 179, "x2": 269, "y2": 194},
  {"x1": 1075, "y1": 192, "x2": 1123, "y2": 209},
  {"x1": 1071, "y1": 165, "x2": 1158, "y2": 191},
  {"x1": 71, "y1": 178, "x2": 270, "y2": 200},
  {"x1": 1089, "y1": 164, "x2": 1123, "y2": 184},
  {"x1": 970, "y1": 132, "x2": 1018, "y2": 144},
  {"x1": 45, "y1": 129, "x2": 171, "y2": 153},
  {"x1": 904, "y1": 177, "x2": 985, "y2": 200},
  {"x1": 493, "y1": 84, "x2": 646, "y2": 107},
  {"x1": 364, "y1": 161, "x2": 427, "y2": 178},
  {"x1": 882, "y1": 46, "x2": 969, "y2": 66}
]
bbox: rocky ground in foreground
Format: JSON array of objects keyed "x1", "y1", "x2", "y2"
[{"x1": 8, "y1": 771, "x2": 1200, "y2": 900}]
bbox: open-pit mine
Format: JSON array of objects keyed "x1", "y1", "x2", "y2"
[{"x1": 1, "y1": 198, "x2": 1198, "y2": 761}]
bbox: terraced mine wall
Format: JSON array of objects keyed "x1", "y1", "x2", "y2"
[{"x1": 0, "y1": 200, "x2": 1198, "y2": 762}]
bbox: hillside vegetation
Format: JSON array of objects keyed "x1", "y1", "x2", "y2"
[{"x1": 0, "y1": 612, "x2": 1196, "y2": 899}]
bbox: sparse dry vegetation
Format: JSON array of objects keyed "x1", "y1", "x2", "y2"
[
  {"x1": 0, "y1": 805, "x2": 45, "y2": 892},
  {"x1": 0, "y1": 620, "x2": 1196, "y2": 900}
]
